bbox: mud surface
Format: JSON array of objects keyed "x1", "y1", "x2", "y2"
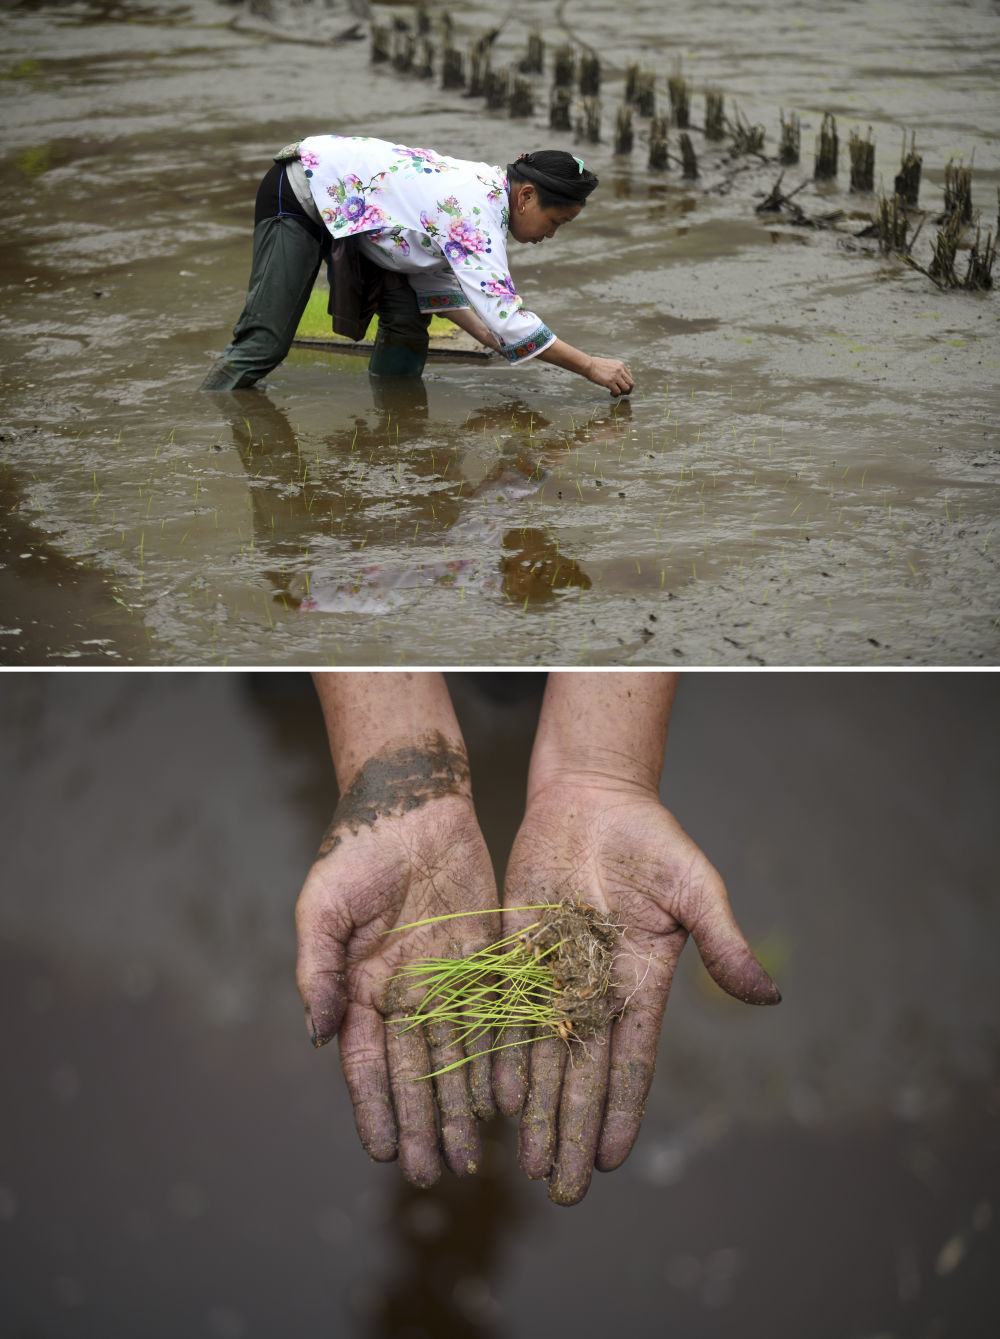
[
  {"x1": 1, "y1": 0, "x2": 998, "y2": 664},
  {"x1": 1, "y1": 672, "x2": 998, "y2": 1336}
]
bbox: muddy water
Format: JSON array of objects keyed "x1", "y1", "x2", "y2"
[
  {"x1": 2, "y1": 673, "x2": 999, "y2": 1336},
  {"x1": 1, "y1": 0, "x2": 998, "y2": 664}
]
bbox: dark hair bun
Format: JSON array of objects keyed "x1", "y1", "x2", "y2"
[{"x1": 506, "y1": 150, "x2": 599, "y2": 206}]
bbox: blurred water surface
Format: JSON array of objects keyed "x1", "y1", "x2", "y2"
[{"x1": 1, "y1": 671, "x2": 998, "y2": 1336}]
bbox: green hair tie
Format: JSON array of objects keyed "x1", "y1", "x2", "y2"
[{"x1": 574, "y1": 156, "x2": 585, "y2": 173}]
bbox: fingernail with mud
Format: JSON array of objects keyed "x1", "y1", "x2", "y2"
[{"x1": 305, "y1": 1005, "x2": 334, "y2": 1047}]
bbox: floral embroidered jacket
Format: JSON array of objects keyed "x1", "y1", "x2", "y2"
[{"x1": 276, "y1": 135, "x2": 556, "y2": 366}]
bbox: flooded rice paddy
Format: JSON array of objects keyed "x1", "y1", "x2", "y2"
[{"x1": 1, "y1": 0, "x2": 998, "y2": 664}]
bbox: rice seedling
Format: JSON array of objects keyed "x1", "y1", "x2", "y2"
[
  {"x1": 614, "y1": 104, "x2": 634, "y2": 155},
  {"x1": 666, "y1": 67, "x2": 690, "y2": 128},
  {"x1": 963, "y1": 221, "x2": 996, "y2": 290},
  {"x1": 386, "y1": 899, "x2": 621, "y2": 1078},
  {"x1": 849, "y1": 127, "x2": 875, "y2": 192},
  {"x1": 577, "y1": 97, "x2": 601, "y2": 143},
  {"x1": 508, "y1": 74, "x2": 534, "y2": 117},
  {"x1": 894, "y1": 132, "x2": 921, "y2": 206},
  {"x1": 648, "y1": 115, "x2": 669, "y2": 170},
  {"x1": 928, "y1": 207, "x2": 964, "y2": 284},
  {"x1": 634, "y1": 69, "x2": 656, "y2": 117},
  {"x1": 441, "y1": 44, "x2": 464, "y2": 90},
  {"x1": 727, "y1": 104, "x2": 766, "y2": 157},
  {"x1": 704, "y1": 88, "x2": 725, "y2": 142},
  {"x1": 391, "y1": 30, "x2": 415, "y2": 73},
  {"x1": 415, "y1": 38, "x2": 434, "y2": 80},
  {"x1": 483, "y1": 63, "x2": 509, "y2": 111},
  {"x1": 553, "y1": 43, "x2": 576, "y2": 88},
  {"x1": 550, "y1": 87, "x2": 572, "y2": 131},
  {"x1": 814, "y1": 112, "x2": 839, "y2": 179},
  {"x1": 679, "y1": 131, "x2": 698, "y2": 179},
  {"x1": 519, "y1": 31, "x2": 544, "y2": 74},
  {"x1": 942, "y1": 157, "x2": 973, "y2": 224},
  {"x1": 778, "y1": 109, "x2": 801, "y2": 164},
  {"x1": 579, "y1": 53, "x2": 600, "y2": 97},
  {"x1": 624, "y1": 62, "x2": 640, "y2": 105},
  {"x1": 467, "y1": 41, "x2": 486, "y2": 96},
  {"x1": 370, "y1": 23, "x2": 390, "y2": 65}
]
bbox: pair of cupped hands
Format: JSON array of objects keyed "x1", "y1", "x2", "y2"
[{"x1": 295, "y1": 733, "x2": 780, "y2": 1207}]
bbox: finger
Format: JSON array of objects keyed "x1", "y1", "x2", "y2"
[
  {"x1": 295, "y1": 881, "x2": 349, "y2": 1047},
  {"x1": 494, "y1": 895, "x2": 545, "y2": 1116},
  {"x1": 452, "y1": 927, "x2": 500, "y2": 1122},
  {"x1": 599, "y1": 953, "x2": 677, "y2": 1172},
  {"x1": 425, "y1": 1020, "x2": 481, "y2": 1176},
  {"x1": 338, "y1": 1002, "x2": 397, "y2": 1162},
  {"x1": 384, "y1": 1013, "x2": 442, "y2": 1188},
  {"x1": 492, "y1": 1024, "x2": 531, "y2": 1116},
  {"x1": 518, "y1": 1035, "x2": 567, "y2": 1180},
  {"x1": 547, "y1": 1025, "x2": 613, "y2": 1206},
  {"x1": 464, "y1": 1025, "x2": 498, "y2": 1121},
  {"x1": 684, "y1": 871, "x2": 781, "y2": 1005}
]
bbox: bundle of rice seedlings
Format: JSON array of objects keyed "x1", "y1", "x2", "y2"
[
  {"x1": 387, "y1": 900, "x2": 621, "y2": 1078},
  {"x1": 704, "y1": 89, "x2": 725, "y2": 142},
  {"x1": 779, "y1": 109, "x2": 801, "y2": 165},
  {"x1": 615, "y1": 104, "x2": 634, "y2": 155},
  {"x1": 894, "y1": 132, "x2": 921, "y2": 206},
  {"x1": 509, "y1": 75, "x2": 534, "y2": 118},
  {"x1": 441, "y1": 45, "x2": 464, "y2": 90},
  {"x1": 579, "y1": 54, "x2": 600, "y2": 97},
  {"x1": 943, "y1": 157, "x2": 973, "y2": 224},
  {"x1": 577, "y1": 97, "x2": 601, "y2": 144},
  {"x1": 849, "y1": 127, "x2": 875, "y2": 192},
  {"x1": 815, "y1": 112, "x2": 838, "y2": 179},
  {"x1": 667, "y1": 68, "x2": 690, "y2": 128},
  {"x1": 649, "y1": 115, "x2": 669, "y2": 170},
  {"x1": 680, "y1": 131, "x2": 698, "y2": 178},
  {"x1": 550, "y1": 87, "x2": 573, "y2": 131},
  {"x1": 519, "y1": 31, "x2": 544, "y2": 74},
  {"x1": 553, "y1": 44, "x2": 576, "y2": 88}
]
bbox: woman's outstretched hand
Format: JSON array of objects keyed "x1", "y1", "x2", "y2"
[
  {"x1": 493, "y1": 779, "x2": 780, "y2": 1207},
  {"x1": 536, "y1": 337, "x2": 634, "y2": 395},
  {"x1": 587, "y1": 355, "x2": 634, "y2": 396},
  {"x1": 295, "y1": 711, "x2": 500, "y2": 1188}
]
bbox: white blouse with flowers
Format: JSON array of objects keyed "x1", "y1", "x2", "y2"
[{"x1": 276, "y1": 135, "x2": 556, "y2": 366}]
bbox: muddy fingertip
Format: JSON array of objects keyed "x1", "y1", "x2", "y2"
[{"x1": 547, "y1": 1163, "x2": 594, "y2": 1206}]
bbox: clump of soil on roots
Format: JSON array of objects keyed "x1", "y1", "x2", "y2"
[{"x1": 517, "y1": 899, "x2": 619, "y2": 1040}]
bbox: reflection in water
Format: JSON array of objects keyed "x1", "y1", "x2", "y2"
[
  {"x1": 363, "y1": 1134, "x2": 521, "y2": 1339},
  {"x1": 208, "y1": 386, "x2": 631, "y2": 613},
  {"x1": 501, "y1": 527, "x2": 591, "y2": 599},
  {"x1": 613, "y1": 172, "x2": 632, "y2": 199}
]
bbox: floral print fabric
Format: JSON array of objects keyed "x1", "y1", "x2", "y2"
[{"x1": 277, "y1": 135, "x2": 555, "y2": 365}]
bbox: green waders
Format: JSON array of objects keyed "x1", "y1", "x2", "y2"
[{"x1": 200, "y1": 215, "x2": 431, "y2": 390}]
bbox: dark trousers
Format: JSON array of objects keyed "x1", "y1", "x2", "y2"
[{"x1": 201, "y1": 166, "x2": 431, "y2": 390}]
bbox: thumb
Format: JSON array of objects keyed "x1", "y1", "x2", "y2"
[
  {"x1": 295, "y1": 884, "x2": 350, "y2": 1047},
  {"x1": 681, "y1": 863, "x2": 781, "y2": 1006}
]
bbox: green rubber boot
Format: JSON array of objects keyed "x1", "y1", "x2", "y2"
[{"x1": 367, "y1": 331, "x2": 428, "y2": 377}]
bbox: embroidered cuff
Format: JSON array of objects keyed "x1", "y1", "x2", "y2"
[
  {"x1": 417, "y1": 292, "x2": 471, "y2": 311},
  {"x1": 500, "y1": 324, "x2": 555, "y2": 365}
]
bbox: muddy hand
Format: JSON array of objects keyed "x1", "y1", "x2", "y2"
[
  {"x1": 295, "y1": 734, "x2": 500, "y2": 1188},
  {"x1": 588, "y1": 356, "x2": 634, "y2": 397},
  {"x1": 493, "y1": 781, "x2": 780, "y2": 1206}
]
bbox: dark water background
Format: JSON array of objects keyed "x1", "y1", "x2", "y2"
[{"x1": 1, "y1": 671, "x2": 998, "y2": 1336}]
